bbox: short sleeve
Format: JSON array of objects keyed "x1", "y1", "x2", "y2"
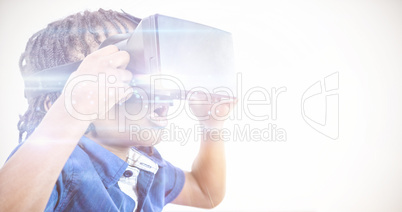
[
  {"x1": 163, "y1": 160, "x2": 185, "y2": 204},
  {"x1": 44, "y1": 184, "x2": 60, "y2": 211}
]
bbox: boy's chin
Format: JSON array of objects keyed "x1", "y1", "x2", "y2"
[{"x1": 125, "y1": 126, "x2": 165, "y2": 147}]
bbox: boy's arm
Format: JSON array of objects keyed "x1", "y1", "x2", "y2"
[
  {"x1": 0, "y1": 45, "x2": 132, "y2": 211},
  {"x1": 172, "y1": 96, "x2": 236, "y2": 208},
  {"x1": 0, "y1": 97, "x2": 91, "y2": 211}
]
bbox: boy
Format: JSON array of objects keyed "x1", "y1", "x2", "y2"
[{"x1": 0, "y1": 9, "x2": 235, "y2": 211}]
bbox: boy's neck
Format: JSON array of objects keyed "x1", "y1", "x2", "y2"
[{"x1": 85, "y1": 135, "x2": 130, "y2": 161}]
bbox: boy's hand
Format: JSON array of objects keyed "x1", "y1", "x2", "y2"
[
  {"x1": 188, "y1": 92, "x2": 237, "y2": 129},
  {"x1": 62, "y1": 45, "x2": 133, "y2": 120}
]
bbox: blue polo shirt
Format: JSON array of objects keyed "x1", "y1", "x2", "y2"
[{"x1": 7, "y1": 137, "x2": 185, "y2": 211}]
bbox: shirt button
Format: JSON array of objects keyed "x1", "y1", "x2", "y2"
[{"x1": 123, "y1": 170, "x2": 133, "y2": 177}]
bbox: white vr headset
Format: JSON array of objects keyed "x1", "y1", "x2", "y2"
[{"x1": 23, "y1": 14, "x2": 236, "y2": 102}]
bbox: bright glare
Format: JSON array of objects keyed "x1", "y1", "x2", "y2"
[{"x1": 0, "y1": 0, "x2": 401, "y2": 212}]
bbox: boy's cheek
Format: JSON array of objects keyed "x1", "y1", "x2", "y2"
[
  {"x1": 122, "y1": 102, "x2": 147, "y2": 115},
  {"x1": 117, "y1": 102, "x2": 150, "y2": 122},
  {"x1": 97, "y1": 103, "x2": 165, "y2": 146}
]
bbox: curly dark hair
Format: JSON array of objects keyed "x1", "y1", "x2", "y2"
[{"x1": 18, "y1": 9, "x2": 140, "y2": 142}]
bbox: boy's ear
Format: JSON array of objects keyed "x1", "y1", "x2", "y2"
[{"x1": 43, "y1": 96, "x2": 53, "y2": 112}]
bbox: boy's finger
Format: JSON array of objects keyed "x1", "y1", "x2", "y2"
[
  {"x1": 117, "y1": 86, "x2": 134, "y2": 105},
  {"x1": 107, "y1": 50, "x2": 130, "y2": 69},
  {"x1": 115, "y1": 69, "x2": 133, "y2": 83},
  {"x1": 91, "y1": 45, "x2": 119, "y2": 57}
]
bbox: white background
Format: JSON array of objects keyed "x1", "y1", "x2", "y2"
[{"x1": 0, "y1": 0, "x2": 401, "y2": 211}]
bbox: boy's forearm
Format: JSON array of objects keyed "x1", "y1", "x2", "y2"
[
  {"x1": 0, "y1": 94, "x2": 90, "y2": 211},
  {"x1": 191, "y1": 129, "x2": 226, "y2": 207}
]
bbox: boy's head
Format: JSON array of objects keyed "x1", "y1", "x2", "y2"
[{"x1": 18, "y1": 9, "x2": 143, "y2": 142}]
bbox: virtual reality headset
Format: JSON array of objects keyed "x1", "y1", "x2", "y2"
[{"x1": 23, "y1": 14, "x2": 236, "y2": 101}]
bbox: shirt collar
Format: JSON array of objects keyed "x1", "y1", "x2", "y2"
[
  {"x1": 133, "y1": 146, "x2": 166, "y2": 167},
  {"x1": 78, "y1": 137, "x2": 167, "y2": 188},
  {"x1": 78, "y1": 136, "x2": 128, "y2": 188}
]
